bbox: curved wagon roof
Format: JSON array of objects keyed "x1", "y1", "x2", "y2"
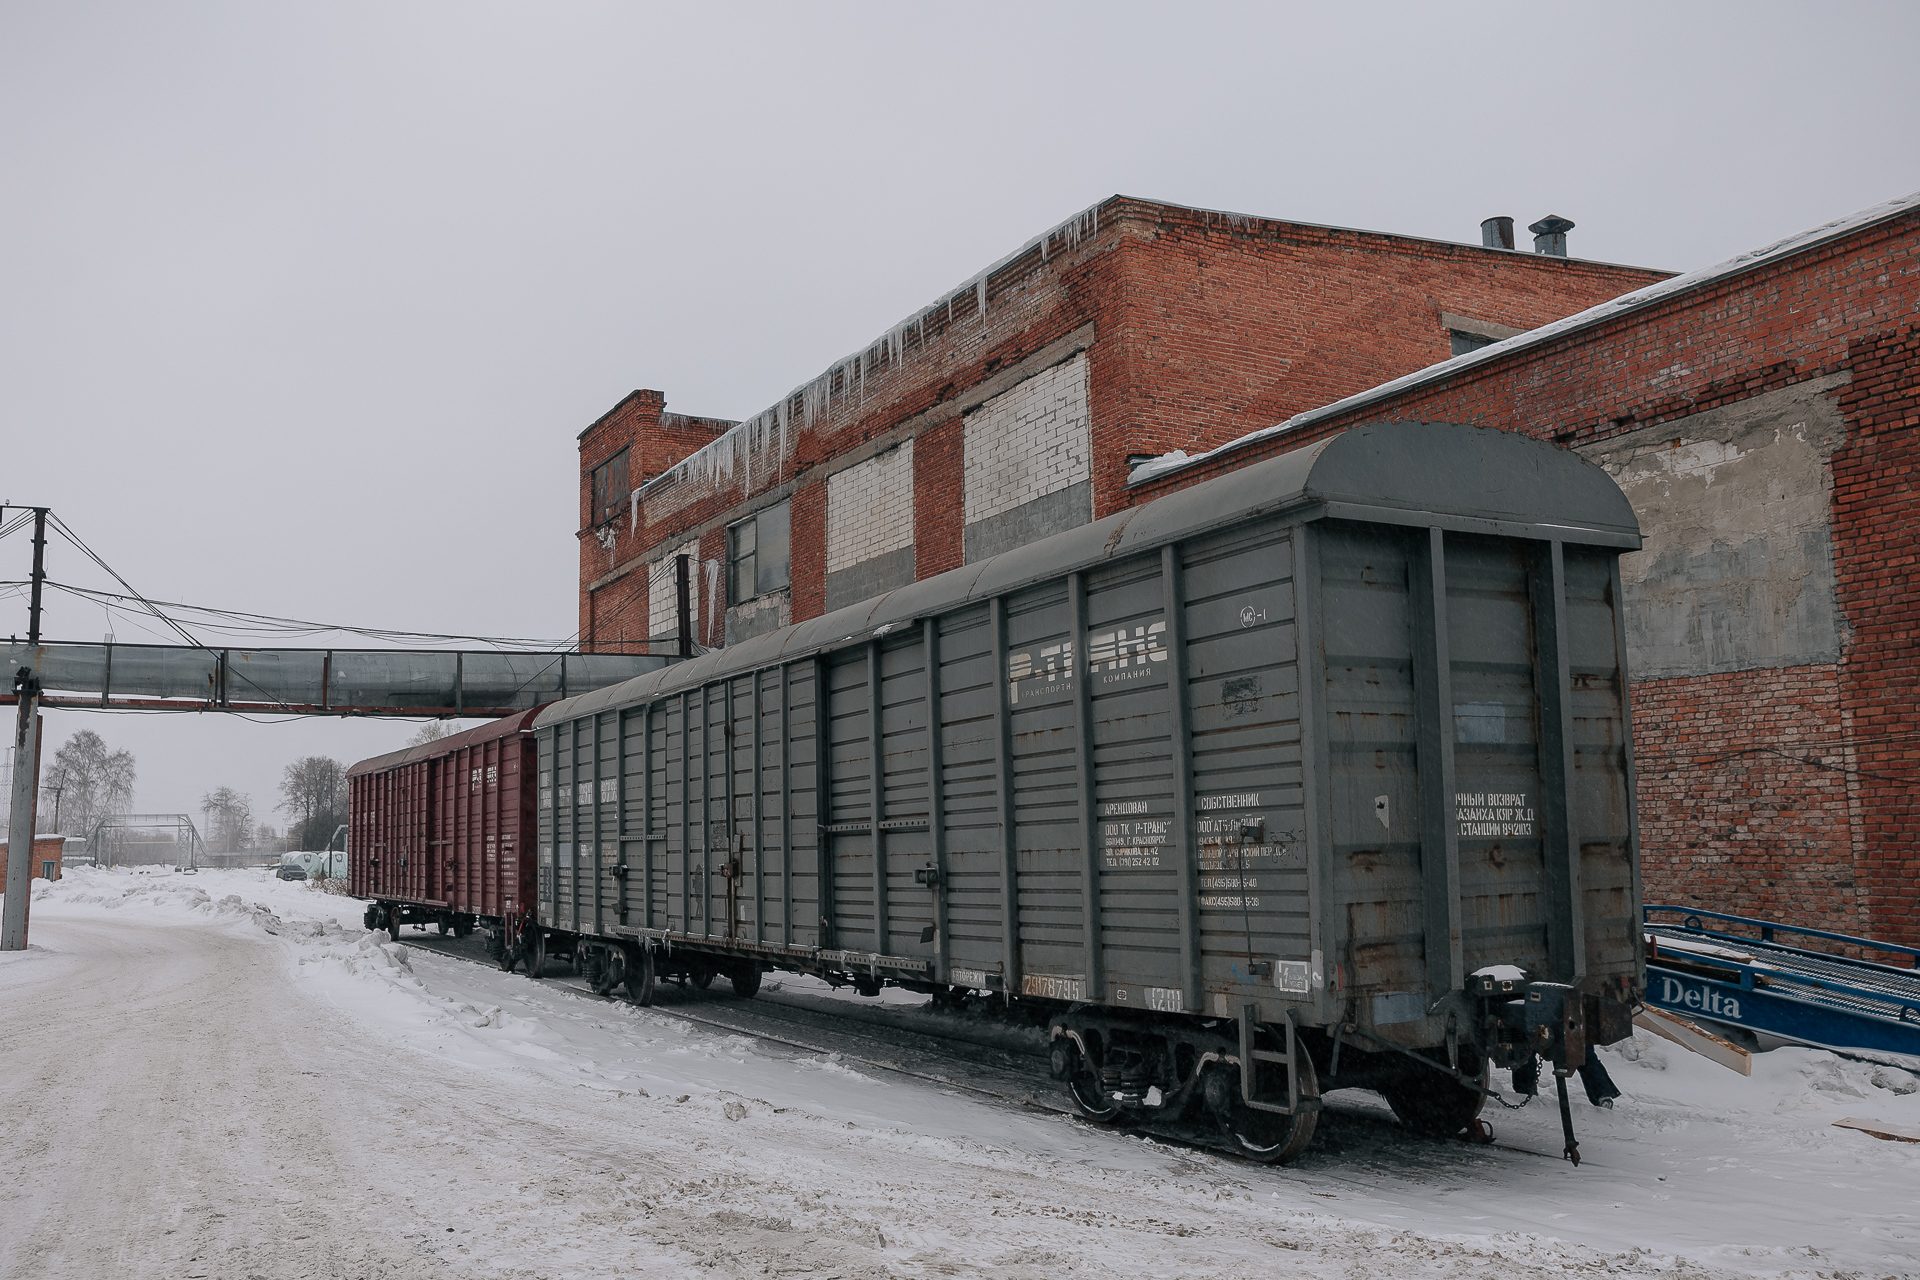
[
  {"x1": 348, "y1": 705, "x2": 545, "y2": 778},
  {"x1": 537, "y1": 421, "x2": 1639, "y2": 729}
]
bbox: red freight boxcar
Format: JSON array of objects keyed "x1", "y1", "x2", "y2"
[{"x1": 348, "y1": 708, "x2": 541, "y2": 966}]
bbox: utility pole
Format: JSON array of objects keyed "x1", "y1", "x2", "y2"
[{"x1": 3, "y1": 506, "x2": 48, "y2": 950}]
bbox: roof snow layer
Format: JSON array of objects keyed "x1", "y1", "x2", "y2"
[{"x1": 1128, "y1": 189, "x2": 1920, "y2": 486}]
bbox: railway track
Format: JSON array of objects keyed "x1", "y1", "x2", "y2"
[
  {"x1": 394, "y1": 928, "x2": 1067, "y2": 1107},
  {"x1": 390, "y1": 926, "x2": 1568, "y2": 1172}
]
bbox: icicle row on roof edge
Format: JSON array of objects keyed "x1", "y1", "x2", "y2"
[{"x1": 634, "y1": 200, "x2": 1108, "y2": 507}]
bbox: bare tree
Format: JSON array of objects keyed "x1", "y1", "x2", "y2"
[
  {"x1": 200, "y1": 786, "x2": 254, "y2": 854},
  {"x1": 47, "y1": 729, "x2": 136, "y2": 838},
  {"x1": 276, "y1": 756, "x2": 346, "y2": 851},
  {"x1": 406, "y1": 722, "x2": 453, "y2": 748}
]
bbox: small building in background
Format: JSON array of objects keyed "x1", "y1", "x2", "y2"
[{"x1": 0, "y1": 834, "x2": 69, "y2": 882}]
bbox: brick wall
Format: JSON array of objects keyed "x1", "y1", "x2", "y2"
[
  {"x1": 962, "y1": 352, "x2": 1092, "y2": 559},
  {"x1": 646, "y1": 539, "x2": 699, "y2": 646},
  {"x1": 1632, "y1": 664, "x2": 1868, "y2": 935},
  {"x1": 575, "y1": 391, "x2": 731, "y2": 653},
  {"x1": 824, "y1": 441, "x2": 915, "y2": 610},
  {"x1": 913, "y1": 417, "x2": 964, "y2": 580},
  {"x1": 1830, "y1": 322, "x2": 1920, "y2": 941}
]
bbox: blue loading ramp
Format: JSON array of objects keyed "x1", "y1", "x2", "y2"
[{"x1": 1644, "y1": 906, "x2": 1920, "y2": 1061}]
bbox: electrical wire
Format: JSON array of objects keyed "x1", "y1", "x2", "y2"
[
  {"x1": 6, "y1": 512, "x2": 607, "y2": 718},
  {"x1": 1, "y1": 579, "x2": 573, "y2": 651}
]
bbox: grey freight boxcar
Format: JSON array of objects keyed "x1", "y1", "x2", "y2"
[{"x1": 530, "y1": 421, "x2": 1644, "y2": 1164}]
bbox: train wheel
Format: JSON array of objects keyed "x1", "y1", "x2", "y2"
[
  {"x1": 386, "y1": 912, "x2": 400, "y2": 943},
  {"x1": 453, "y1": 916, "x2": 473, "y2": 939},
  {"x1": 437, "y1": 916, "x2": 451, "y2": 936},
  {"x1": 691, "y1": 969, "x2": 714, "y2": 991},
  {"x1": 488, "y1": 930, "x2": 514, "y2": 972},
  {"x1": 1214, "y1": 1054, "x2": 1319, "y2": 1165},
  {"x1": 622, "y1": 948, "x2": 656, "y2": 1007},
  {"x1": 1382, "y1": 1051, "x2": 1487, "y2": 1138},
  {"x1": 595, "y1": 951, "x2": 625, "y2": 997},
  {"x1": 1065, "y1": 1072, "x2": 1132, "y2": 1126},
  {"x1": 728, "y1": 964, "x2": 762, "y2": 999},
  {"x1": 525, "y1": 930, "x2": 547, "y2": 979}
]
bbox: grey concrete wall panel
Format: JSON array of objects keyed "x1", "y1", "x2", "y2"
[
  {"x1": 962, "y1": 480, "x2": 1093, "y2": 564},
  {"x1": 534, "y1": 422, "x2": 1642, "y2": 1041},
  {"x1": 825, "y1": 546, "x2": 916, "y2": 614},
  {"x1": 724, "y1": 589, "x2": 791, "y2": 647},
  {"x1": 1580, "y1": 376, "x2": 1849, "y2": 678}
]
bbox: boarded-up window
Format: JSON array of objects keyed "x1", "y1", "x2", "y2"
[{"x1": 590, "y1": 448, "x2": 629, "y2": 527}]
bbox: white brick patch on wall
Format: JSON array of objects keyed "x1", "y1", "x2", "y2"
[
  {"x1": 963, "y1": 353, "x2": 1090, "y2": 525},
  {"x1": 647, "y1": 541, "x2": 700, "y2": 639},
  {"x1": 826, "y1": 440, "x2": 915, "y2": 574}
]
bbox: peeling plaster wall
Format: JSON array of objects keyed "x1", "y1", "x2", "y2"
[{"x1": 1581, "y1": 374, "x2": 1851, "y2": 679}]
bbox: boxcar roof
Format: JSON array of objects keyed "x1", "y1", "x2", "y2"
[
  {"x1": 535, "y1": 421, "x2": 1639, "y2": 729},
  {"x1": 346, "y1": 705, "x2": 545, "y2": 779}
]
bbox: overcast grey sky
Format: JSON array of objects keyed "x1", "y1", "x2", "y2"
[{"x1": 4, "y1": 2, "x2": 1917, "y2": 834}]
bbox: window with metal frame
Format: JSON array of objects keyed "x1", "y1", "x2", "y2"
[
  {"x1": 589, "y1": 448, "x2": 629, "y2": 528},
  {"x1": 728, "y1": 501, "x2": 791, "y2": 604}
]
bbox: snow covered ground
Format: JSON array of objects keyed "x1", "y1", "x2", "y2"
[{"x1": 2, "y1": 867, "x2": 1916, "y2": 1280}]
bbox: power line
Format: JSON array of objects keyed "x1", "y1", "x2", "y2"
[{"x1": 2, "y1": 580, "x2": 574, "y2": 650}]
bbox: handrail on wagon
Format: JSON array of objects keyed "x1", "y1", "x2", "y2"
[{"x1": 1644, "y1": 904, "x2": 1920, "y2": 970}]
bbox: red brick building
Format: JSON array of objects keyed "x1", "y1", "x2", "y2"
[
  {"x1": 0, "y1": 834, "x2": 66, "y2": 881},
  {"x1": 576, "y1": 197, "x2": 1665, "y2": 653},
  {"x1": 1124, "y1": 191, "x2": 1920, "y2": 945}
]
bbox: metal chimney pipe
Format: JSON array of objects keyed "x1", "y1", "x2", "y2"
[
  {"x1": 1529, "y1": 215, "x2": 1575, "y2": 257},
  {"x1": 1480, "y1": 217, "x2": 1515, "y2": 250}
]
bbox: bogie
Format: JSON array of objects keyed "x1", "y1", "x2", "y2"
[{"x1": 1381, "y1": 1048, "x2": 1489, "y2": 1139}]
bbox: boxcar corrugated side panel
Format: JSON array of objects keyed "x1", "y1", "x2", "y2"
[
  {"x1": 545, "y1": 661, "x2": 829, "y2": 952},
  {"x1": 1181, "y1": 519, "x2": 1311, "y2": 1004}
]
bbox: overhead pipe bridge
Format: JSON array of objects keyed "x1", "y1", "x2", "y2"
[{"x1": 3, "y1": 642, "x2": 675, "y2": 717}]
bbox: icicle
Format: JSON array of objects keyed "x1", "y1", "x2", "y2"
[
  {"x1": 947, "y1": 297, "x2": 953, "y2": 324},
  {"x1": 976, "y1": 276, "x2": 987, "y2": 321},
  {"x1": 1040, "y1": 232, "x2": 1048, "y2": 262},
  {"x1": 779, "y1": 398, "x2": 792, "y2": 481},
  {"x1": 630, "y1": 487, "x2": 641, "y2": 532},
  {"x1": 703, "y1": 558, "x2": 723, "y2": 647}
]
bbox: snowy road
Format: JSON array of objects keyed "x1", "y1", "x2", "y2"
[{"x1": 3, "y1": 870, "x2": 1917, "y2": 1280}]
